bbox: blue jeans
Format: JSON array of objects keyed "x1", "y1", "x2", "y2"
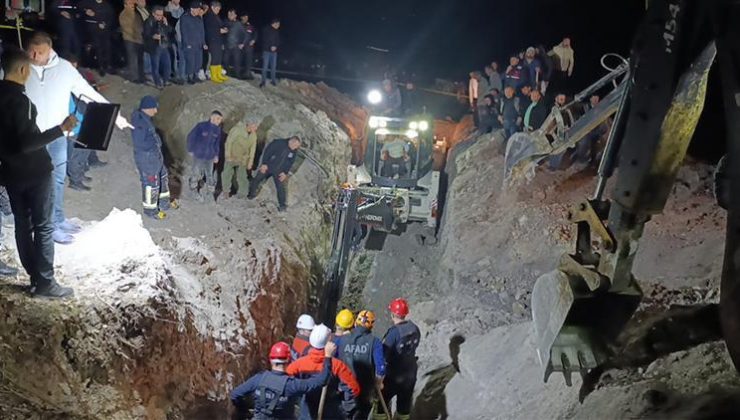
[
  {"x1": 151, "y1": 46, "x2": 172, "y2": 87},
  {"x1": 176, "y1": 44, "x2": 187, "y2": 79},
  {"x1": 261, "y1": 51, "x2": 277, "y2": 84},
  {"x1": 46, "y1": 137, "x2": 68, "y2": 228},
  {"x1": 6, "y1": 174, "x2": 55, "y2": 288},
  {"x1": 66, "y1": 139, "x2": 91, "y2": 184},
  {"x1": 503, "y1": 120, "x2": 519, "y2": 143}
]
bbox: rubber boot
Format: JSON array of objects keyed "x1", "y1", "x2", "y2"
[
  {"x1": 216, "y1": 65, "x2": 228, "y2": 82},
  {"x1": 209, "y1": 65, "x2": 223, "y2": 84}
]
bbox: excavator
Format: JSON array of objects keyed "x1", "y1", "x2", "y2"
[
  {"x1": 318, "y1": 114, "x2": 443, "y2": 322},
  {"x1": 529, "y1": 0, "x2": 740, "y2": 390}
]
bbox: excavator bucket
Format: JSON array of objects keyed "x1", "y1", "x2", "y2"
[{"x1": 532, "y1": 267, "x2": 642, "y2": 384}]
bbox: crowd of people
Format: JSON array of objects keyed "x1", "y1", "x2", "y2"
[
  {"x1": 0, "y1": 25, "x2": 301, "y2": 298},
  {"x1": 467, "y1": 37, "x2": 607, "y2": 168},
  {"x1": 231, "y1": 299, "x2": 421, "y2": 420},
  {"x1": 51, "y1": 0, "x2": 280, "y2": 87}
]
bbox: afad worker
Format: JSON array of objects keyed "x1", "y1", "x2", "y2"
[
  {"x1": 247, "y1": 136, "x2": 301, "y2": 212},
  {"x1": 291, "y1": 313, "x2": 315, "y2": 361},
  {"x1": 287, "y1": 324, "x2": 361, "y2": 419},
  {"x1": 338, "y1": 310, "x2": 386, "y2": 420},
  {"x1": 230, "y1": 340, "x2": 337, "y2": 420},
  {"x1": 373, "y1": 298, "x2": 421, "y2": 420},
  {"x1": 131, "y1": 95, "x2": 178, "y2": 220},
  {"x1": 334, "y1": 309, "x2": 355, "y2": 339}
]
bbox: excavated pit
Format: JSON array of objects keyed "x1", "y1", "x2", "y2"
[{"x1": 0, "y1": 77, "x2": 363, "y2": 419}]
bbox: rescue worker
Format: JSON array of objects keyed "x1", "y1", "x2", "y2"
[
  {"x1": 338, "y1": 310, "x2": 386, "y2": 420},
  {"x1": 334, "y1": 309, "x2": 355, "y2": 338},
  {"x1": 220, "y1": 118, "x2": 257, "y2": 199},
  {"x1": 292, "y1": 314, "x2": 316, "y2": 361},
  {"x1": 287, "y1": 324, "x2": 361, "y2": 419},
  {"x1": 131, "y1": 96, "x2": 178, "y2": 220},
  {"x1": 380, "y1": 135, "x2": 409, "y2": 178},
  {"x1": 203, "y1": 1, "x2": 228, "y2": 83},
  {"x1": 373, "y1": 299, "x2": 421, "y2": 420},
  {"x1": 186, "y1": 111, "x2": 223, "y2": 202},
  {"x1": 230, "y1": 340, "x2": 337, "y2": 420},
  {"x1": 247, "y1": 136, "x2": 301, "y2": 212}
]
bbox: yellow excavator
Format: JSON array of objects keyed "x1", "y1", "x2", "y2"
[{"x1": 531, "y1": 0, "x2": 740, "y2": 388}]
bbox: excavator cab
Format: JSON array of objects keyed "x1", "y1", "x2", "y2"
[{"x1": 359, "y1": 115, "x2": 435, "y2": 189}]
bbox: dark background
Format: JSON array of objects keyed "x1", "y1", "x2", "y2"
[{"x1": 0, "y1": 0, "x2": 724, "y2": 160}]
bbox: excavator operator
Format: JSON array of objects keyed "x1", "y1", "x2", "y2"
[{"x1": 380, "y1": 135, "x2": 410, "y2": 178}]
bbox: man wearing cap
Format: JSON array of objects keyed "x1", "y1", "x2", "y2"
[
  {"x1": 287, "y1": 324, "x2": 361, "y2": 419},
  {"x1": 186, "y1": 111, "x2": 223, "y2": 202},
  {"x1": 247, "y1": 136, "x2": 301, "y2": 212},
  {"x1": 179, "y1": 1, "x2": 207, "y2": 84},
  {"x1": 220, "y1": 118, "x2": 257, "y2": 199},
  {"x1": 291, "y1": 314, "x2": 315, "y2": 361},
  {"x1": 131, "y1": 96, "x2": 177, "y2": 220},
  {"x1": 260, "y1": 18, "x2": 280, "y2": 87},
  {"x1": 230, "y1": 340, "x2": 336, "y2": 420}
]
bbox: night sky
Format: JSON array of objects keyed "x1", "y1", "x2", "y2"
[{"x1": 240, "y1": 0, "x2": 647, "y2": 88}]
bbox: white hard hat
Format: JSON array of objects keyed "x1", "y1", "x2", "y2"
[
  {"x1": 296, "y1": 314, "x2": 316, "y2": 331},
  {"x1": 309, "y1": 324, "x2": 331, "y2": 349}
]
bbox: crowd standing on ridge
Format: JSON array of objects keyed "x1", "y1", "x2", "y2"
[
  {"x1": 231, "y1": 299, "x2": 421, "y2": 420},
  {"x1": 49, "y1": 0, "x2": 278, "y2": 86},
  {"x1": 467, "y1": 37, "x2": 608, "y2": 170}
]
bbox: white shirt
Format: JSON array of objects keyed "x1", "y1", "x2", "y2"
[
  {"x1": 25, "y1": 50, "x2": 129, "y2": 131},
  {"x1": 468, "y1": 78, "x2": 479, "y2": 106}
]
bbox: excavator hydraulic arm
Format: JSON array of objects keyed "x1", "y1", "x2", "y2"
[{"x1": 532, "y1": 0, "x2": 740, "y2": 385}]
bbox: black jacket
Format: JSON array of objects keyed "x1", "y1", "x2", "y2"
[
  {"x1": 0, "y1": 81, "x2": 62, "y2": 187},
  {"x1": 261, "y1": 25, "x2": 280, "y2": 52},
  {"x1": 525, "y1": 102, "x2": 549, "y2": 131},
  {"x1": 79, "y1": 0, "x2": 115, "y2": 31},
  {"x1": 203, "y1": 11, "x2": 224, "y2": 45},
  {"x1": 225, "y1": 19, "x2": 247, "y2": 48},
  {"x1": 143, "y1": 15, "x2": 172, "y2": 52},
  {"x1": 261, "y1": 139, "x2": 297, "y2": 175}
]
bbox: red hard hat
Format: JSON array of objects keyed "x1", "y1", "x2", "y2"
[
  {"x1": 269, "y1": 342, "x2": 291, "y2": 362},
  {"x1": 388, "y1": 298, "x2": 409, "y2": 317}
]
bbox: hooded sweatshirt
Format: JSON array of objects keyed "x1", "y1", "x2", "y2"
[{"x1": 25, "y1": 51, "x2": 109, "y2": 133}]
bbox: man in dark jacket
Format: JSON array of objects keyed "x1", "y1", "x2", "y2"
[
  {"x1": 131, "y1": 96, "x2": 176, "y2": 220},
  {"x1": 240, "y1": 13, "x2": 257, "y2": 79},
  {"x1": 260, "y1": 18, "x2": 280, "y2": 87},
  {"x1": 180, "y1": 1, "x2": 206, "y2": 84},
  {"x1": 143, "y1": 6, "x2": 173, "y2": 88},
  {"x1": 0, "y1": 48, "x2": 77, "y2": 298},
  {"x1": 187, "y1": 111, "x2": 223, "y2": 201},
  {"x1": 498, "y1": 86, "x2": 522, "y2": 141},
  {"x1": 247, "y1": 136, "x2": 300, "y2": 212},
  {"x1": 79, "y1": 0, "x2": 115, "y2": 75},
  {"x1": 51, "y1": 0, "x2": 81, "y2": 58},
  {"x1": 203, "y1": 1, "x2": 228, "y2": 83},
  {"x1": 231, "y1": 341, "x2": 336, "y2": 420},
  {"x1": 523, "y1": 90, "x2": 548, "y2": 132},
  {"x1": 224, "y1": 8, "x2": 246, "y2": 78}
]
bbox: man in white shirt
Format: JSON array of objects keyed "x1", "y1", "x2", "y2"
[
  {"x1": 25, "y1": 32, "x2": 131, "y2": 244},
  {"x1": 549, "y1": 37, "x2": 575, "y2": 94}
]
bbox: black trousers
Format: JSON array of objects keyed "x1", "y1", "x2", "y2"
[
  {"x1": 58, "y1": 20, "x2": 81, "y2": 58},
  {"x1": 248, "y1": 171, "x2": 287, "y2": 207},
  {"x1": 207, "y1": 41, "x2": 224, "y2": 65},
  {"x1": 90, "y1": 29, "x2": 112, "y2": 71},
  {"x1": 124, "y1": 40, "x2": 145, "y2": 82},
  {"x1": 381, "y1": 374, "x2": 416, "y2": 416},
  {"x1": 224, "y1": 47, "x2": 243, "y2": 75},
  {"x1": 243, "y1": 46, "x2": 254, "y2": 77},
  {"x1": 6, "y1": 175, "x2": 55, "y2": 288},
  {"x1": 67, "y1": 140, "x2": 91, "y2": 184}
]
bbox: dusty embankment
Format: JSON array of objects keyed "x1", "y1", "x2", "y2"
[
  {"x1": 0, "y1": 77, "x2": 361, "y2": 419},
  {"x1": 349, "y1": 127, "x2": 737, "y2": 418}
]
